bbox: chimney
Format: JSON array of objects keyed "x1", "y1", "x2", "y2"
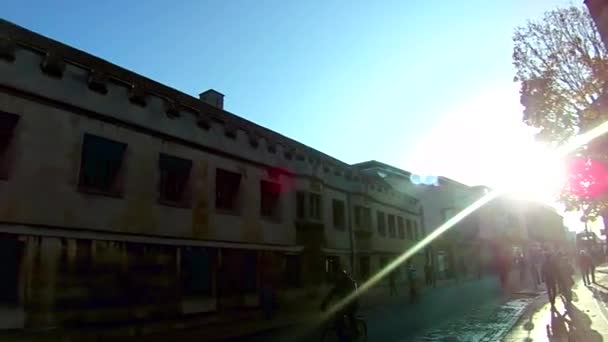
[{"x1": 199, "y1": 89, "x2": 224, "y2": 109}]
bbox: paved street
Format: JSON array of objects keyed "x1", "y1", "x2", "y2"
[
  {"x1": 504, "y1": 267, "x2": 608, "y2": 342},
  {"x1": 232, "y1": 276, "x2": 534, "y2": 341},
  {"x1": 414, "y1": 297, "x2": 533, "y2": 341}
]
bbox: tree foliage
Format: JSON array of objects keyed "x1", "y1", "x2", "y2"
[
  {"x1": 514, "y1": 6, "x2": 608, "y2": 142},
  {"x1": 513, "y1": 6, "x2": 608, "y2": 220}
]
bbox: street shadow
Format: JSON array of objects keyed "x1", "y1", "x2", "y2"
[
  {"x1": 546, "y1": 308, "x2": 569, "y2": 341},
  {"x1": 591, "y1": 286, "x2": 608, "y2": 304},
  {"x1": 595, "y1": 283, "x2": 608, "y2": 291},
  {"x1": 558, "y1": 303, "x2": 604, "y2": 342}
]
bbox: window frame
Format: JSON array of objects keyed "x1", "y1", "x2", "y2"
[
  {"x1": 295, "y1": 191, "x2": 323, "y2": 222},
  {"x1": 180, "y1": 247, "x2": 215, "y2": 297},
  {"x1": 388, "y1": 214, "x2": 396, "y2": 238},
  {"x1": 0, "y1": 111, "x2": 19, "y2": 180},
  {"x1": 77, "y1": 133, "x2": 127, "y2": 197},
  {"x1": 397, "y1": 216, "x2": 405, "y2": 239},
  {"x1": 406, "y1": 219, "x2": 413, "y2": 240},
  {"x1": 215, "y1": 168, "x2": 242, "y2": 213},
  {"x1": 260, "y1": 180, "x2": 281, "y2": 221},
  {"x1": 332, "y1": 199, "x2": 346, "y2": 230},
  {"x1": 377, "y1": 211, "x2": 386, "y2": 236},
  {"x1": 309, "y1": 192, "x2": 322, "y2": 220},
  {"x1": 158, "y1": 153, "x2": 193, "y2": 207},
  {"x1": 284, "y1": 255, "x2": 302, "y2": 288}
]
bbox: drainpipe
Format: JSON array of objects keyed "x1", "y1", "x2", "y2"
[
  {"x1": 346, "y1": 192, "x2": 355, "y2": 275},
  {"x1": 420, "y1": 205, "x2": 433, "y2": 269}
]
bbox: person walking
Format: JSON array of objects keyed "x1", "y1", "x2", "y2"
[
  {"x1": 407, "y1": 263, "x2": 418, "y2": 304},
  {"x1": 556, "y1": 251, "x2": 574, "y2": 304},
  {"x1": 587, "y1": 250, "x2": 596, "y2": 284},
  {"x1": 389, "y1": 271, "x2": 398, "y2": 296},
  {"x1": 496, "y1": 250, "x2": 510, "y2": 291},
  {"x1": 578, "y1": 250, "x2": 591, "y2": 286},
  {"x1": 541, "y1": 251, "x2": 558, "y2": 307},
  {"x1": 424, "y1": 263, "x2": 432, "y2": 286},
  {"x1": 517, "y1": 252, "x2": 527, "y2": 285},
  {"x1": 529, "y1": 249, "x2": 541, "y2": 289}
]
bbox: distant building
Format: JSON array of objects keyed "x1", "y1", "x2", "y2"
[
  {"x1": 351, "y1": 161, "x2": 426, "y2": 283},
  {"x1": 0, "y1": 20, "x2": 425, "y2": 330},
  {"x1": 478, "y1": 194, "x2": 568, "y2": 260},
  {"x1": 353, "y1": 161, "x2": 486, "y2": 280}
]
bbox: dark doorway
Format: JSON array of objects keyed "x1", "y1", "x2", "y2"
[{"x1": 0, "y1": 236, "x2": 23, "y2": 304}]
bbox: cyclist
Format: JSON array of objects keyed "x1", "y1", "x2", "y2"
[{"x1": 320, "y1": 261, "x2": 359, "y2": 339}]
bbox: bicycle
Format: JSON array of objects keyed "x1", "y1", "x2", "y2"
[{"x1": 320, "y1": 314, "x2": 367, "y2": 342}]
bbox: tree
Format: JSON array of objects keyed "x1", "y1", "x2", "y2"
[{"x1": 513, "y1": 6, "x2": 608, "y2": 219}]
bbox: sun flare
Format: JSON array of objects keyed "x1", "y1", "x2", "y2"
[{"x1": 494, "y1": 143, "x2": 566, "y2": 203}]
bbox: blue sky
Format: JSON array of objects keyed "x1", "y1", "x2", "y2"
[{"x1": 4, "y1": 0, "x2": 571, "y2": 188}]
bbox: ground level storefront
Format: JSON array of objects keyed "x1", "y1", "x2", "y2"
[{"x1": 0, "y1": 226, "x2": 367, "y2": 331}]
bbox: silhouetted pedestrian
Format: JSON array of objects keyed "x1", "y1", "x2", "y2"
[
  {"x1": 518, "y1": 253, "x2": 527, "y2": 284},
  {"x1": 556, "y1": 252, "x2": 573, "y2": 303},
  {"x1": 541, "y1": 252, "x2": 558, "y2": 307},
  {"x1": 578, "y1": 250, "x2": 591, "y2": 286},
  {"x1": 389, "y1": 271, "x2": 397, "y2": 296},
  {"x1": 587, "y1": 251, "x2": 596, "y2": 284},
  {"x1": 424, "y1": 263, "x2": 432, "y2": 286},
  {"x1": 407, "y1": 263, "x2": 418, "y2": 304},
  {"x1": 496, "y1": 250, "x2": 510, "y2": 291},
  {"x1": 527, "y1": 249, "x2": 541, "y2": 289}
]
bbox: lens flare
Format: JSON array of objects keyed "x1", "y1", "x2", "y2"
[{"x1": 320, "y1": 119, "x2": 608, "y2": 329}]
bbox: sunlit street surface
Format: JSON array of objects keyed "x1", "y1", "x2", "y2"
[{"x1": 504, "y1": 267, "x2": 608, "y2": 341}]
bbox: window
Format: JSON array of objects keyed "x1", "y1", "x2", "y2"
[
  {"x1": 325, "y1": 256, "x2": 340, "y2": 282},
  {"x1": 332, "y1": 199, "x2": 345, "y2": 230},
  {"x1": 359, "y1": 256, "x2": 370, "y2": 280},
  {"x1": 413, "y1": 221, "x2": 419, "y2": 240},
  {"x1": 260, "y1": 180, "x2": 281, "y2": 219},
  {"x1": 74, "y1": 239, "x2": 92, "y2": 274},
  {"x1": 78, "y1": 134, "x2": 126, "y2": 195},
  {"x1": 158, "y1": 153, "x2": 192, "y2": 205},
  {"x1": 296, "y1": 191, "x2": 322, "y2": 221},
  {"x1": 243, "y1": 251, "x2": 258, "y2": 293},
  {"x1": 296, "y1": 191, "x2": 306, "y2": 219},
  {"x1": 215, "y1": 169, "x2": 241, "y2": 211},
  {"x1": 377, "y1": 211, "x2": 386, "y2": 236},
  {"x1": 355, "y1": 206, "x2": 371, "y2": 228},
  {"x1": 309, "y1": 193, "x2": 322, "y2": 220},
  {"x1": 406, "y1": 219, "x2": 413, "y2": 240},
  {"x1": 0, "y1": 112, "x2": 19, "y2": 179},
  {"x1": 181, "y1": 248, "x2": 214, "y2": 296},
  {"x1": 285, "y1": 255, "x2": 301, "y2": 288},
  {"x1": 388, "y1": 214, "x2": 396, "y2": 238},
  {"x1": 380, "y1": 256, "x2": 389, "y2": 270},
  {"x1": 219, "y1": 249, "x2": 258, "y2": 296},
  {"x1": 0, "y1": 237, "x2": 22, "y2": 304},
  {"x1": 398, "y1": 216, "x2": 405, "y2": 239}
]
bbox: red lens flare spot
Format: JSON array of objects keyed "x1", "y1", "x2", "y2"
[{"x1": 564, "y1": 158, "x2": 608, "y2": 199}]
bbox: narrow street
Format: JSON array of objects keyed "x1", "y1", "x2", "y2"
[
  {"x1": 414, "y1": 297, "x2": 533, "y2": 341},
  {"x1": 227, "y1": 277, "x2": 536, "y2": 341},
  {"x1": 230, "y1": 266, "x2": 608, "y2": 341}
]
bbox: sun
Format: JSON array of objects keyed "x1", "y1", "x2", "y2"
[{"x1": 494, "y1": 143, "x2": 566, "y2": 203}]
